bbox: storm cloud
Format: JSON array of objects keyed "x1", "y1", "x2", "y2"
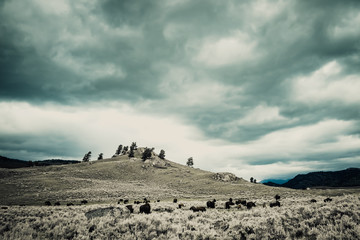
[{"x1": 1, "y1": 0, "x2": 360, "y2": 180}]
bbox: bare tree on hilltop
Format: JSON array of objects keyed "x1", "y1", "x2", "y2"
[
  {"x1": 159, "y1": 149, "x2": 165, "y2": 159},
  {"x1": 186, "y1": 157, "x2": 194, "y2": 167},
  {"x1": 142, "y1": 147, "x2": 154, "y2": 161},
  {"x1": 115, "y1": 145, "x2": 123, "y2": 155},
  {"x1": 82, "y1": 151, "x2": 91, "y2": 162},
  {"x1": 97, "y1": 153, "x2": 103, "y2": 160}
]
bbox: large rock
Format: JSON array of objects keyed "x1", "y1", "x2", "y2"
[
  {"x1": 142, "y1": 159, "x2": 169, "y2": 169},
  {"x1": 213, "y1": 172, "x2": 239, "y2": 182},
  {"x1": 85, "y1": 207, "x2": 123, "y2": 219},
  {"x1": 152, "y1": 159, "x2": 169, "y2": 169}
]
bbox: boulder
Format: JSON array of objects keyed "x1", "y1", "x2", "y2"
[{"x1": 213, "y1": 172, "x2": 239, "y2": 182}]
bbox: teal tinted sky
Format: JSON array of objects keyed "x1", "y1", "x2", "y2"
[{"x1": 1, "y1": 0, "x2": 360, "y2": 180}]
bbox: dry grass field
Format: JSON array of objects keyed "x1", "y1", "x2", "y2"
[
  {"x1": 1, "y1": 195, "x2": 359, "y2": 239},
  {"x1": 1, "y1": 149, "x2": 359, "y2": 239}
]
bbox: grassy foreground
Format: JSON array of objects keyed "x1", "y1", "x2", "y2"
[{"x1": 1, "y1": 194, "x2": 360, "y2": 240}]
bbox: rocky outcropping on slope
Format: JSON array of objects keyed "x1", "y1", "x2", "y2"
[{"x1": 213, "y1": 172, "x2": 240, "y2": 182}]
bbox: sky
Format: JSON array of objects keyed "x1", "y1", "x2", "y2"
[{"x1": 1, "y1": 0, "x2": 360, "y2": 181}]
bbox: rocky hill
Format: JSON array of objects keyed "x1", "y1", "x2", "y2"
[{"x1": 0, "y1": 147, "x2": 298, "y2": 205}]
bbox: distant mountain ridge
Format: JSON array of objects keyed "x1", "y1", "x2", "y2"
[
  {"x1": 263, "y1": 168, "x2": 360, "y2": 189},
  {"x1": 0, "y1": 156, "x2": 33, "y2": 168},
  {"x1": 260, "y1": 178, "x2": 289, "y2": 185},
  {"x1": 0, "y1": 155, "x2": 80, "y2": 168}
]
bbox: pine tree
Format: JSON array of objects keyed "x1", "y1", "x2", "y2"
[
  {"x1": 129, "y1": 145, "x2": 135, "y2": 158},
  {"x1": 82, "y1": 151, "x2": 91, "y2": 162},
  {"x1": 250, "y1": 177, "x2": 254, "y2": 183},
  {"x1": 131, "y1": 142, "x2": 137, "y2": 150},
  {"x1": 97, "y1": 153, "x2": 103, "y2": 160},
  {"x1": 159, "y1": 149, "x2": 165, "y2": 159},
  {"x1": 186, "y1": 157, "x2": 194, "y2": 167},
  {"x1": 115, "y1": 145, "x2": 123, "y2": 155},
  {"x1": 141, "y1": 147, "x2": 154, "y2": 161},
  {"x1": 122, "y1": 146, "x2": 129, "y2": 155}
]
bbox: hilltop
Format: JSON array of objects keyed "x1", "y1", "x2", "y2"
[{"x1": 0, "y1": 147, "x2": 304, "y2": 205}]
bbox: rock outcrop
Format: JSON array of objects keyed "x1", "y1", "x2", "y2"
[{"x1": 213, "y1": 172, "x2": 239, "y2": 182}]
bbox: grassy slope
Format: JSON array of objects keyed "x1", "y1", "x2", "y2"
[
  {"x1": 2, "y1": 195, "x2": 360, "y2": 239},
  {"x1": 0, "y1": 148, "x2": 349, "y2": 205}
]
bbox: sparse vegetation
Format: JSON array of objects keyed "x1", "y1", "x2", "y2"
[{"x1": 1, "y1": 195, "x2": 359, "y2": 239}]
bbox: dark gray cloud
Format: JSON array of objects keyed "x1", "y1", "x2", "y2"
[{"x1": 1, "y1": 0, "x2": 360, "y2": 178}]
